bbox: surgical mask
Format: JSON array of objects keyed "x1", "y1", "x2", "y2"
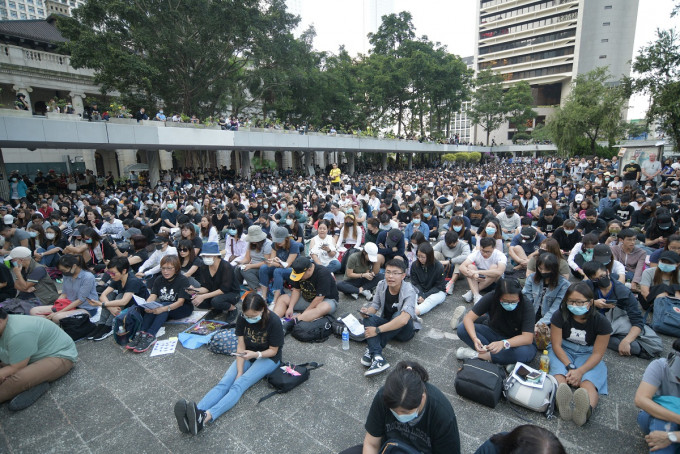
[
  {"x1": 202, "y1": 257, "x2": 215, "y2": 266},
  {"x1": 564, "y1": 229, "x2": 574, "y2": 235},
  {"x1": 46, "y1": 233, "x2": 55, "y2": 240},
  {"x1": 263, "y1": 204, "x2": 269, "y2": 209},
  {"x1": 423, "y1": 213, "x2": 431, "y2": 218},
  {"x1": 286, "y1": 219, "x2": 293, "y2": 226},
  {"x1": 501, "y1": 302, "x2": 518, "y2": 311},
  {"x1": 485, "y1": 227, "x2": 496, "y2": 236},
  {"x1": 85, "y1": 238, "x2": 93, "y2": 244},
  {"x1": 568, "y1": 304, "x2": 589, "y2": 316},
  {"x1": 413, "y1": 219, "x2": 421, "y2": 225},
  {"x1": 167, "y1": 203, "x2": 175, "y2": 210},
  {"x1": 244, "y1": 315, "x2": 262, "y2": 324},
  {"x1": 659, "y1": 263, "x2": 677, "y2": 273},
  {"x1": 401, "y1": 209, "x2": 407, "y2": 213},
  {"x1": 545, "y1": 204, "x2": 552, "y2": 209},
  {"x1": 28, "y1": 231, "x2": 38, "y2": 238},
  {"x1": 453, "y1": 225, "x2": 462, "y2": 232},
  {"x1": 390, "y1": 408, "x2": 419, "y2": 424},
  {"x1": 227, "y1": 229, "x2": 237, "y2": 237}
]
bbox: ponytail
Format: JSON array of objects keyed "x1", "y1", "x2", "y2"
[{"x1": 383, "y1": 361, "x2": 428, "y2": 411}]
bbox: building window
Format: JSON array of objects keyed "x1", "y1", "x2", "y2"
[
  {"x1": 599, "y1": 55, "x2": 607, "y2": 59},
  {"x1": 37, "y1": 8, "x2": 43, "y2": 14},
  {"x1": 601, "y1": 38, "x2": 609, "y2": 43},
  {"x1": 8, "y1": 1, "x2": 16, "y2": 8},
  {"x1": 28, "y1": 6, "x2": 35, "y2": 12},
  {"x1": 603, "y1": 22, "x2": 610, "y2": 26},
  {"x1": 27, "y1": 0, "x2": 34, "y2": 3},
  {"x1": 19, "y1": 12, "x2": 26, "y2": 18},
  {"x1": 604, "y1": 5, "x2": 612, "y2": 9},
  {"x1": 10, "y1": 10, "x2": 16, "y2": 17}
]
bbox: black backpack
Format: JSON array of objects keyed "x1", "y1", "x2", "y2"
[
  {"x1": 258, "y1": 362, "x2": 323, "y2": 403},
  {"x1": 60, "y1": 313, "x2": 96, "y2": 341},
  {"x1": 291, "y1": 315, "x2": 335, "y2": 343}
]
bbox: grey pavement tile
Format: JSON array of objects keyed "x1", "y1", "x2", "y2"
[
  {"x1": 89, "y1": 421, "x2": 169, "y2": 454},
  {"x1": 288, "y1": 404, "x2": 365, "y2": 452},
  {"x1": 18, "y1": 427, "x2": 90, "y2": 454},
  {"x1": 0, "y1": 428, "x2": 12, "y2": 454},
  {"x1": 58, "y1": 388, "x2": 135, "y2": 442},
  {"x1": 556, "y1": 418, "x2": 648, "y2": 454},
  {"x1": 0, "y1": 393, "x2": 69, "y2": 449}
]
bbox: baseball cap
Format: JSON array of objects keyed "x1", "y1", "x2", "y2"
[
  {"x1": 575, "y1": 194, "x2": 584, "y2": 203},
  {"x1": 520, "y1": 227, "x2": 536, "y2": 242},
  {"x1": 592, "y1": 244, "x2": 612, "y2": 265},
  {"x1": 363, "y1": 242, "x2": 378, "y2": 262},
  {"x1": 659, "y1": 250, "x2": 680, "y2": 264},
  {"x1": 289, "y1": 256, "x2": 312, "y2": 282},
  {"x1": 7, "y1": 246, "x2": 31, "y2": 260},
  {"x1": 3, "y1": 214, "x2": 13, "y2": 225},
  {"x1": 385, "y1": 229, "x2": 404, "y2": 249}
]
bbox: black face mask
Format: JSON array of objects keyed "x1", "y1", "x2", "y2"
[{"x1": 594, "y1": 275, "x2": 611, "y2": 289}]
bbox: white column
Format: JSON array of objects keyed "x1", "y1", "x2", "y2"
[
  {"x1": 347, "y1": 152, "x2": 355, "y2": 175},
  {"x1": 304, "y1": 151, "x2": 314, "y2": 176},
  {"x1": 263, "y1": 151, "x2": 275, "y2": 162},
  {"x1": 407, "y1": 153, "x2": 413, "y2": 170},
  {"x1": 81, "y1": 149, "x2": 96, "y2": 174},
  {"x1": 216, "y1": 150, "x2": 230, "y2": 169},
  {"x1": 315, "y1": 151, "x2": 325, "y2": 169},
  {"x1": 381, "y1": 153, "x2": 388, "y2": 171},
  {"x1": 283, "y1": 151, "x2": 293, "y2": 170},
  {"x1": 146, "y1": 150, "x2": 161, "y2": 188},
  {"x1": 0, "y1": 148, "x2": 9, "y2": 201},
  {"x1": 116, "y1": 149, "x2": 137, "y2": 176},
  {"x1": 240, "y1": 150, "x2": 251, "y2": 180},
  {"x1": 159, "y1": 150, "x2": 173, "y2": 170},
  {"x1": 69, "y1": 92, "x2": 84, "y2": 116},
  {"x1": 12, "y1": 85, "x2": 32, "y2": 111}
]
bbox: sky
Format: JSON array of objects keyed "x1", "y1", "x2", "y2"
[{"x1": 290, "y1": 0, "x2": 678, "y2": 120}]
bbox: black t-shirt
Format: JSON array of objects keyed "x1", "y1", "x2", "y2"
[
  {"x1": 383, "y1": 287, "x2": 399, "y2": 320},
  {"x1": 472, "y1": 293, "x2": 534, "y2": 339},
  {"x1": 196, "y1": 259, "x2": 240, "y2": 295},
  {"x1": 108, "y1": 275, "x2": 150, "y2": 308},
  {"x1": 623, "y1": 163, "x2": 641, "y2": 180},
  {"x1": 614, "y1": 204, "x2": 635, "y2": 222},
  {"x1": 181, "y1": 257, "x2": 203, "y2": 273},
  {"x1": 365, "y1": 383, "x2": 461, "y2": 454},
  {"x1": 550, "y1": 309, "x2": 612, "y2": 346},
  {"x1": 0, "y1": 264, "x2": 16, "y2": 300},
  {"x1": 248, "y1": 205, "x2": 261, "y2": 219},
  {"x1": 397, "y1": 211, "x2": 413, "y2": 225},
  {"x1": 577, "y1": 218, "x2": 607, "y2": 235},
  {"x1": 292, "y1": 264, "x2": 339, "y2": 302},
  {"x1": 151, "y1": 274, "x2": 191, "y2": 307},
  {"x1": 466, "y1": 208, "x2": 488, "y2": 227},
  {"x1": 536, "y1": 215, "x2": 563, "y2": 234},
  {"x1": 212, "y1": 214, "x2": 229, "y2": 232},
  {"x1": 235, "y1": 313, "x2": 284, "y2": 364}
]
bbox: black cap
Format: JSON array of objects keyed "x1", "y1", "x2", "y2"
[
  {"x1": 658, "y1": 215, "x2": 673, "y2": 229},
  {"x1": 660, "y1": 251, "x2": 680, "y2": 264},
  {"x1": 592, "y1": 244, "x2": 612, "y2": 265}
]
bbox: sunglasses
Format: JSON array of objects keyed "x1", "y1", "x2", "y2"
[{"x1": 178, "y1": 248, "x2": 190, "y2": 252}]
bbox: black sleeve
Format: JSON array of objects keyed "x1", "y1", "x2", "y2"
[
  {"x1": 471, "y1": 293, "x2": 494, "y2": 316},
  {"x1": 519, "y1": 300, "x2": 535, "y2": 333},
  {"x1": 267, "y1": 315, "x2": 284, "y2": 348},
  {"x1": 218, "y1": 262, "x2": 234, "y2": 294},
  {"x1": 235, "y1": 314, "x2": 246, "y2": 337},
  {"x1": 313, "y1": 268, "x2": 332, "y2": 297},
  {"x1": 550, "y1": 309, "x2": 565, "y2": 330},
  {"x1": 364, "y1": 389, "x2": 387, "y2": 438}
]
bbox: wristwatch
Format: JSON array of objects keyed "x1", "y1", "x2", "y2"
[
  {"x1": 567, "y1": 363, "x2": 577, "y2": 371},
  {"x1": 502, "y1": 340, "x2": 511, "y2": 350},
  {"x1": 669, "y1": 432, "x2": 678, "y2": 443},
  {"x1": 257, "y1": 351, "x2": 263, "y2": 359},
  {"x1": 375, "y1": 327, "x2": 381, "y2": 335}
]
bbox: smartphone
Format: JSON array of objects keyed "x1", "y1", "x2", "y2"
[
  {"x1": 605, "y1": 299, "x2": 617, "y2": 307},
  {"x1": 526, "y1": 371, "x2": 542, "y2": 381},
  {"x1": 230, "y1": 352, "x2": 246, "y2": 357},
  {"x1": 516, "y1": 365, "x2": 531, "y2": 379},
  {"x1": 357, "y1": 309, "x2": 369, "y2": 317}
]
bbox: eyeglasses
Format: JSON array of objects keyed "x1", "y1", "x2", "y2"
[
  {"x1": 178, "y1": 248, "x2": 189, "y2": 252},
  {"x1": 385, "y1": 271, "x2": 404, "y2": 276},
  {"x1": 499, "y1": 299, "x2": 520, "y2": 305},
  {"x1": 160, "y1": 266, "x2": 176, "y2": 271},
  {"x1": 566, "y1": 299, "x2": 590, "y2": 306}
]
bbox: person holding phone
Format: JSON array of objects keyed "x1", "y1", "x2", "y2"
[
  {"x1": 258, "y1": 226, "x2": 301, "y2": 306},
  {"x1": 175, "y1": 293, "x2": 282, "y2": 435}
]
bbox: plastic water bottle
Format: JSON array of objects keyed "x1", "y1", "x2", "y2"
[
  {"x1": 539, "y1": 350, "x2": 550, "y2": 373},
  {"x1": 342, "y1": 327, "x2": 350, "y2": 350},
  {"x1": 117, "y1": 325, "x2": 125, "y2": 334}
]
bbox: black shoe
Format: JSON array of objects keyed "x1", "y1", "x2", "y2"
[
  {"x1": 93, "y1": 325, "x2": 113, "y2": 341},
  {"x1": 224, "y1": 309, "x2": 238, "y2": 325},
  {"x1": 133, "y1": 332, "x2": 156, "y2": 353},
  {"x1": 174, "y1": 399, "x2": 190, "y2": 434},
  {"x1": 186, "y1": 401, "x2": 205, "y2": 435},
  {"x1": 282, "y1": 318, "x2": 296, "y2": 336},
  {"x1": 87, "y1": 325, "x2": 104, "y2": 340},
  {"x1": 8, "y1": 382, "x2": 50, "y2": 411},
  {"x1": 365, "y1": 357, "x2": 390, "y2": 376}
]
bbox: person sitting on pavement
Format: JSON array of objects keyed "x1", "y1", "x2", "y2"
[
  {"x1": 128, "y1": 255, "x2": 192, "y2": 353},
  {"x1": 377, "y1": 228, "x2": 406, "y2": 263},
  {"x1": 508, "y1": 226, "x2": 546, "y2": 272},
  {"x1": 552, "y1": 218, "x2": 582, "y2": 256},
  {"x1": 550, "y1": 282, "x2": 612, "y2": 427},
  {"x1": 337, "y1": 242, "x2": 382, "y2": 301},
  {"x1": 568, "y1": 233, "x2": 601, "y2": 280},
  {"x1": 0, "y1": 307, "x2": 78, "y2": 411},
  {"x1": 522, "y1": 251, "x2": 570, "y2": 329},
  {"x1": 634, "y1": 338, "x2": 680, "y2": 454},
  {"x1": 475, "y1": 219, "x2": 503, "y2": 252},
  {"x1": 234, "y1": 226, "x2": 273, "y2": 293},
  {"x1": 308, "y1": 220, "x2": 341, "y2": 274},
  {"x1": 29, "y1": 254, "x2": 98, "y2": 323},
  {"x1": 456, "y1": 278, "x2": 537, "y2": 366},
  {"x1": 338, "y1": 361, "x2": 460, "y2": 454},
  {"x1": 33, "y1": 224, "x2": 68, "y2": 268},
  {"x1": 403, "y1": 211, "x2": 429, "y2": 243},
  {"x1": 582, "y1": 260, "x2": 660, "y2": 359},
  {"x1": 6, "y1": 246, "x2": 58, "y2": 306},
  {"x1": 358, "y1": 259, "x2": 419, "y2": 377},
  {"x1": 410, "y1": 242, "x2": 446, "y2": 317},
  {"x1": 577, "y1": 208, "x2": 608, "y2": 236},
  {"x1": 459, "y1": 237, "x2": 507, "y2": 304},
  {"x1": 435, "y1": 231, "x2": 470, "y2": 295},
  {"x1": 276, "y1": 256, "x2": 338, "y2": 335},
  {"x1": 88, "y1": 257, "x2": 149, "y2": 342},
  {"x1": 496, "y1": 205, "x2": 521, "y2": 241},
  {"x1": 258, "y1": 226, "x2": 300, "y2": 307},
  {"x1": 175, "y1": 293, "x2": 282, "y2": 435},
  {"x1": 609, "y1": 228, "x2": 647, "y2": 292},
  {"x1": 189, "y1": 242, "x2": 240, "y2": 323},
  {"x1": 648, "y1": 234, "x2": 680, "y2": 267},
  {"x1": 135, "y1": 234, "x2": 178, "y2": 288},
  {"x1": 525, "y1": 238, "x2": 571, "y2": 280}
]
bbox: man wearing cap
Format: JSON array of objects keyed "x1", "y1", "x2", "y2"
[
  {"x1": 0, "y1": 224, "x2": 30, "y2": 256},
  {"x1": 189, "y1": 242, "x2": 240, "y2": 324},
  {"x1": 535, "y1": 208, "x2": 563, "y2": 238},
  {"x1": 377, "y1": 228, "x2": 406, "y2": 263},
  {"x1": 135, "y1": 235, "x2": 178, "y2": 286},
  {"x1": 6, "y1": 247, "x2": 58, "y2": 306},
  {"x1": 358, "y1": 258, "x2": 419, "y2": 376},
  {"x1": 337, "y1": 243, "x2": 383, "y2": 300},
  {"x1": 509, "y1": 227, "x2": 546, "y2": 271},
  {"x1": 276, "y1": 256, "x2": 339, "y2": 335}
]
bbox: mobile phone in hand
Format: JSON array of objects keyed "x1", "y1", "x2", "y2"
[{"x1": 230, "y1": 352, "x2": 246, "y2": 357}]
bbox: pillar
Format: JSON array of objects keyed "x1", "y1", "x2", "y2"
[
  {"x1": 146, "y1": 150, "x2": 161, "y2": 188},
  {"x1": 216, "y1": 150, "x2": 230, "y2": 169},
  {"x1": 304, "y1": 151, "x2": 314, "y2": 176},
  {"x1": 116, "y1": 149, "x2": 137, "y2": 176},
  {"x1": 263, "y1": 151, "x2": 275, "y2": 163},
  {"x1": 381, "y1": 153, "x2": 388, "y2": 171},
  {"x1": 12, "y1": 85, "x2": 32, "y2": 112},
  {"x1": 347, "y1": 152, "x2": 355, "y2": 175},
  {"x1": 408, "y1": 153, "x2": 413, "y2": 170},
  {"x1": 315, "y1": 151, "x2": 325, "y2": 170},
  {"x1": 69, "y1": 92, "x2": 84, "y2": 116},
  {"x1": 240, "y1": 150, "x2": 251, "y2": 180},
  {"x1": 159, "y1": 150, "x2": 173, "y2": 171},
  {"x1": 81, "y1": 150, "x2": 97, "y2": 175},
  {"x1": 283, "y1": 151, "x2": 293, "y2": 170},
  {"x1": 0, "y1": 148, "x2": 9, "y2": 201}
]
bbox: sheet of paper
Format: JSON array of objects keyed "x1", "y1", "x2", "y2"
[
  {"x1": 150, "y1": 337, "x2": 178, "y2": 357},
  {"x1": 341, "y1": 313, "x2": 365, "y2": 337},
  {"x1": 511, "y1": 363, "x2": 546, "y2": 389}
]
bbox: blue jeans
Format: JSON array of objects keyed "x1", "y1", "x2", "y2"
[
  {"x1": 637, "y1": 410, "x2": 680, "y2": 454},
  {"x1": 325, "y1": 259, "x2": 341, "y2": 274},
  {"x1": 37, "y1": 246, "x2": 59, "y2": 267},
  {"x1": 457, "y1": 322, "x2": 537, "y2": 365},
  {"x1": 198, "y1": 357, "x2": 279, "y2": 420},
  {"x1": 258, "y1": 265, "x2": 292, "y2": 292},
  {"x1": 364, "y1": 312, "x2": 415, "y2": 357},
  {"x1": 140, "y1": 303, "x2": 193, "y2": 336}
]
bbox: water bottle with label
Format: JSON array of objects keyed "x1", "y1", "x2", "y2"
[
  {"x1": 539, "y1": 350, "x2": 550, "y2": 373},
  {"x1": 342, "y1": 327, "x2": 350, "y2": 350}
]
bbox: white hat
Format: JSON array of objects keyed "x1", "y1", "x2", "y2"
[
  {"x1": 363, "y1": 242, "x2": 378, "y2": 262},
  {"x1": 3, "y1": 214, "x2": 13, "y2": 225},
  {"x1": 184, "y1": 205, "x2": 195, "y2": 214},
  {"x1": 7, "y1": 246, "x2": 31, "y2": 260},
  {"x1": 575, "y1": 194, "x2": 584, "y2": 203}
]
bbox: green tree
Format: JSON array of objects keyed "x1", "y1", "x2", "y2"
[
  {"x1": 58, "y1": 0, "x2": 299, "y2": 118},
  {"x1": 505, "y1": 81, "x2": 537, "y2": 138},
  {"x1": 546, "y1": 67, "x2": 627, "y2": 155},
  {"x1": 468, "y1": 70, "x2": 507, "y2": 146},
  {"x1": 626, "y1": 28, "x2": 680, "y2": 149}
]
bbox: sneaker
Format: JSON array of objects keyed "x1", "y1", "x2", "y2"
[
  {"x1": 450, "y1": 306, "x2": 465, "y2": 330},
  {"x1": 462, "y1": 290, "x2": 473, "y2": 303},
  {"x1": 350, "y1": 293, "x2": 359, "y2": 300},
  {"x1": 125, "y1": 334, "x2": 142, "y2": 350},
  {"x1": 93, "y1": 326, "x2": 113, "y2": 341},
  {"x1": 361, "y1": 290, "x2": 373, "y2": 300},
  {"x1": 365, "y1": 357, "x2": 390, "y2": 376},
  {"x1": 87, "y1": 324, "x2": 104, "y2": 340},
  {"x1": 186, "y1": 401, "x2": 205, "y2": 435},
  {"x1": 455, "y1": 347, "x2": 478, "y2": 360},
  {"x1": 572, "y1": 388, "x2": 592, "y2": 426},
  {"x1": 174, "y1": 399, "x2": 190, "y2": 434},
  {"x1": 556, "y1": 383, "x2": 573, "y2": 422},
  {"x1": 473, "y1": 294, "x2": 482, "y2": 304},
  {"x1": 8, "y1": 382, "x2": 50, "y2": 411},
  {"x1": 282, "y1": 318, "x2": 295, "y2": 336},
  {"x1": 133, "y1": 332, "x2": 157, "y2": 353},
  {"x1": 361, "y1": 348, "x2": 373, "y2": 367},
  {"x1": 446, "y1": 279, "x2": 455, "y2": 295}
]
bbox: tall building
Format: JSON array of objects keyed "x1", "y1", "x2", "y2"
[
  {"x1": 472, "y1": 0, "x2": 639, "y2": 144},
  {"x1": 0, "y1": 0, "x2": 84, "y2": 20},
  {"x1": 449, "y1": 56, "x2": 475, "y2": 144}
]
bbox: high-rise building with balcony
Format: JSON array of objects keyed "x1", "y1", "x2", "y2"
[
  {"x1": 0, "y1": 0, "x2": 84, "y2": 20},
  {"x1": 472, "y1": 0, "x2": 639, "y2": 144}
]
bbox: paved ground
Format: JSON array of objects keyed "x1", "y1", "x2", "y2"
[{"x1": 0, "y1": 280, "x2": 665, "y2": 454}]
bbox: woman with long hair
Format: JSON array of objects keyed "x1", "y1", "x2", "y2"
[
  {"x1": 410, "y1": 242, "x2": 446, "y2": 316},
  {"x1": 199, "y1": 216, "x2": 219, "y2": 244},
  {"x1": 522, "y1": 252, "x2": 570, "y2": 327}
]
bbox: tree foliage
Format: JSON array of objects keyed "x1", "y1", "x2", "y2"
[
  {"x1": 468, "y1": 70, "x2": 506, "y2": 146},
  {"x1": 505, "y1": 81, "x2": 537, "y2": 136},
  {"x1": 626, "y1": 28, "x2": 680, "y2": 149}
]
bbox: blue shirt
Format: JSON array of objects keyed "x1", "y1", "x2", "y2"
[
  {"x1": 62, "y1": 270, "x2": 98, "y2": 311},
  {"x1": 404, "y1": 222, "x2": 429, "y2": 242},
  {"x1": 275, "y1": 240, "x2": 302, "y2": 262}
]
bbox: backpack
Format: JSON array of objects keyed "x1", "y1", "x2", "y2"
[
  {"x1": 646, "y1": 296, "x2": 680, "y2": 337},
  {"x1": 331, "y1": 313, "x2": 366, "y2": 342},
  {"x1": 60, "y1": 313, "x2": 96, "y2": 341},
  {"x1": 257, "y1": 362, "x2": 323, "y2": 403},
  {"x1": 503, "y1": 366, "x2": 558, "y2": 418},
  {"x1": 291, "y1": 315, "x2": 335, "y2": 343},
  {"x1": 207, "y1": 328, "x2": 238, "y2": 354},
  {"x1": 454, "y1": 358, "x2": 506, "y2": 408},
  {"x1": 112, "y1": 306, "x2": 143, "y2": 346}
]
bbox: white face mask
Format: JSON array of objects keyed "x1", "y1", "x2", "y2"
[
  {"x1": 46, "y1": 233, "x2": 56, "y2": 240},
  {"x1": 202, "y1": 257, "x2": 215, "y2": 266}
]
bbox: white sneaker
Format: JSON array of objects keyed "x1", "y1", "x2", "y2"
[
  {"x1": 462, "y1": 290, "x2": 473, "y2": 303},
  {"x1": 350, "y1": 293, "x2": 359, "y2": 300},
  {"x1": 473, "y1": 294, "x2": 482, "y2": 304},
  {"x1": 446, "y1": 279, "x2": 455, "y2": 295},
  {"x1": 456, "y1": 347, "x2": 478, "y2": 360},
  {"x1": 361, "y1": 290, "x2": 373, "y2": 300},
  {"x1": 450, "y1": 306, "x2": 465, "y2": 330}
]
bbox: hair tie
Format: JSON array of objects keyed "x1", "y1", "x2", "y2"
[{"x1": 406, "y1": 366, "x2": 413, "y2": 371}]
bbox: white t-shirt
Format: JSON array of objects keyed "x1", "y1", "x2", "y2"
[{"x1": 468, "y1": 249, "x2": 507, "y2": 271}]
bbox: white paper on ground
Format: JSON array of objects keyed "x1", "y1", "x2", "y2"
[
  {"x1": 341, "y1": 314, "x2": 365, "y2": 336},
  {"x1": 150, "y1": 337, "x2": 177, "y2": 357}
]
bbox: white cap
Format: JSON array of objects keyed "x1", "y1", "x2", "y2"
[
  {"x1": 7, "y1": 246, "x2": 31, "y2": 260},
  {"x1": 575, "y1": 194, "x2": 584, "y2": 203},
  {"x1": 3, "y1": 214, "x2": 13, "y2": 225},
  {"x1": 364, "y1": 242, "x2": 379, "y2": 262}
]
